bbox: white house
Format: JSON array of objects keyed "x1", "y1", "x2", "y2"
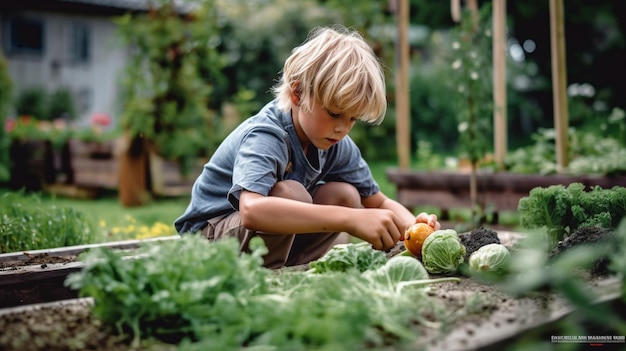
[{"x1": 0, "y1": 0, "x2": 155, "y2": 126}]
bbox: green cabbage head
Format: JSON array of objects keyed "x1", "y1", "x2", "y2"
[
  {"x1": 421, "y1": 229, "x2": 466, "y2": 274},
  {"x1": 374, "y1": 255, "x2": 429, "y2": 284},
  {"x1": 468, "y1": 243, "x2": 511, "y2": 274}
]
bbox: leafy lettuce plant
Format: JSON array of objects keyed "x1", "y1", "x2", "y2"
[
  {"x1": 307, "y1": 241, "x2": 387, "y2": 273},
  {"x1": 365, "y1": 255, "x2": 460, "y2": 295}
]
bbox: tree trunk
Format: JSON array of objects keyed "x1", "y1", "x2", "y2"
[{"x1": 118, "y1": 132, "x2": 150, "y2": 207}]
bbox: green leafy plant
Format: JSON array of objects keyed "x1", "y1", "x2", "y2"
[
  {"x1": 15, "y1": 87, "x2": 47, "y2": 120},
  {"x1": 47, "y1": 87, "x2": 77, "y2": 120},
  {"x1": 115, "y1": 1, "x2": 223, "y2": 173},
  {"x1": 307, "y1": 241, "x2": 387, "y2": 273},
  {"x1": 5, "y1": 116, "x2": 74, "y2": 150},
  {"x1": 518, "y1": 183, "x2": 626, "y2": 249},
  {"x1": 468, "y1": 243, "x2": 510, "y2": 275},
  {"x1": 482, "y1": 218, "x2": 626, "y2": 349},
  {"x1": 506, "y1": 126, "x2": 626, "y2": 176},
  {"x1": 447, "y1": 3, "x2": 494, "y2": 225},
  {"x1": 421, "y1": 229, "x2": 467, "y2": 275},
  {"x1": 0, "y1": 51, "x2": 13, "y2": 182},
  {"x1": 0, "y1": 191, "x2": 95, "y2": 253},
  {"x1": 67, "y1": 235, "x2": 463, "y2": 350}
]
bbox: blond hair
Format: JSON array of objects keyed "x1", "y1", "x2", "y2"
[{"x1": 272, "y1": 25, "x2": 387, "y2": 124}]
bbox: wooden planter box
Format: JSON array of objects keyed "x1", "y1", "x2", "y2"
[
  {"x1": 386, "y1": 169, "x2": 626, "y2": 219},
  {"x1": 9, "y1": 139, "x2": 59, "y2": 191},
  {"x1": 0, "y1": 236, "x2": 179, "y2": 309},
  {"x1": 67, "y1": 139, "x2": 119, "y2": 189}
]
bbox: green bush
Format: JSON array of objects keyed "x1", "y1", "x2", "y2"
[
  {"x1": 47, "y1": 87, "x2": 77, "y2": 120},
  {"x1": 0, "y1": 52, "x2": 13, "y2": 182},
  {"x1": 15, "y1": 87, "x2": 48, "y2": 120},
  {"x1": 409, "y1": 66, "x2": 460, "y2": 154},
  {"x1": 505, "y1": 126, "x2": 626, "y2": 176},
  {"x1": 0, "y1": 191, "x2": 95, "y2": 253},
  {"x1": 13, "y1": 86, "x2": 76, "y2": 121}
]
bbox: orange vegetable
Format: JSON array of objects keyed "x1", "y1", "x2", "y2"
[{"x1": 403, "y1": 223, "x2": 435, "y2": 257}]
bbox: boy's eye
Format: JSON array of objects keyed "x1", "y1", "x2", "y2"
[{"x1": 326, "y1": 109, "x2": 341, "y2": 118}]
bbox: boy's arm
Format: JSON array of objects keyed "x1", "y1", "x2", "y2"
[{"x1": 239, "y1": 190, "x2": 404, "y2": 250}]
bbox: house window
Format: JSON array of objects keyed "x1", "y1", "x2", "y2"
[
  {"x1": 70, "y1": 22, "x2": 90, "y2": 64},
  {"x1": 3, "y1": 16, "x2": 45, "y2": 56}
]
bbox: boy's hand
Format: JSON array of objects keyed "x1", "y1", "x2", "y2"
[
  {"x1": 350, "y1": 208, "x2": 404, "y2": 251},
  {"x1": 415, "y1": 212, "x2": 441, "y2": 231}
]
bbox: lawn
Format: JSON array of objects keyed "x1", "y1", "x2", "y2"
[{"x1": 0, "y1": 188, "x2": 189, "y2": 245}]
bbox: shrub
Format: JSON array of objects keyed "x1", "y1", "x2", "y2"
[
  {"x1": 0, "y1": 52, "x2": 13, "y2": 182},
  {"x1": 15, "y1": 87, "x2": 47, "y2": 120},
  {"x1": 0, "y1": 191, "x2": 95, "y2": 253},
  {"x1": 47, "y1": 87, "x2": 77, "y2": 120}
]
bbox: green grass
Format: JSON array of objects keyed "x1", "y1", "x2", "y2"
[
  {"x1": 0, "y1": 188, "x2": 189, "y2": 245},
  {"x1": 1, "y1": 191, "x2": 97, "y2": 252},
  {"x1": 46, "y1": 193, "x2": 190, "y2": 232}
]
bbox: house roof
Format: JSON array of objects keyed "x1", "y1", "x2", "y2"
[
  {"x1": 60, "y1": 0, "x2": 194, "y2": 12},
  {"x1": 60, "y1": 0, "x2": 157, "y2": 11},
  {"x1": 0, "y1": 0, "x2": 194, "y2": 15}
]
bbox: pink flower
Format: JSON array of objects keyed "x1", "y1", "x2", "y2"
[
  {"x1": 4, "y1": 118, "x2": 16, "y2": 132},
  {"x1": 91, "y1": 113, "x2": 111, "y2": 127}
]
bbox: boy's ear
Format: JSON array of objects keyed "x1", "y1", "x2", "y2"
[{"x1": 290, "y1": 81, "x2": 301, "y2": 106}]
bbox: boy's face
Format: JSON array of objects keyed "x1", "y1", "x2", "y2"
[{"x1": 294, "y1": 100, "x2": 357, "y2": 151}]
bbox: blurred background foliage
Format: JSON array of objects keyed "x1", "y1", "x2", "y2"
[
  {"x1": 198, "y1": 0, "x2": 625, "y2": 169},
  {"x1": 0, "y1": 0, "x2": 624, "y2": 179}
]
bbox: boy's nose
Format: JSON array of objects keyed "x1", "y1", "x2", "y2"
[{"x1": 334, "y1": 121, "x2": 350, "y2": 134}]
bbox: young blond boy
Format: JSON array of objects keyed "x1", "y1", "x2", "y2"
[{"x1": 175, "y1": 25, "x2": 440, "y2": 268}]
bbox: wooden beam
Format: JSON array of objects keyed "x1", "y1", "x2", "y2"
[
  {"x1": 550, "y1": 0, "x2": 569, "y2": 170},
  {"x1": 493, "y1": 0, "x2": 507, "y2": 169},
  {"x1": 395, "y1": 0, "x2": 410, "y2": 169}
]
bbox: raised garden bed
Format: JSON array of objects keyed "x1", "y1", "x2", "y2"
[
  {"x1": 386, "y1": 169, "x2": 626, "y2": 220},
  {"x1": 0, "y1": 231, "x2": 623, "y2": 351},
  {"x1": 0, "y1": 236, "x2": 179, "y2": 309},
  {"x1": 67, "y1": 139, "x2": 119, "y2": 190}
]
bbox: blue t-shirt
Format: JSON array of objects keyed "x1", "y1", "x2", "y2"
[{"x1": 174, "y1": 100, "x2": 380, "y2": 234}]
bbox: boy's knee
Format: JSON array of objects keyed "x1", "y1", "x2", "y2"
[
  {"x1": 269, "y1": 180, "x2": 312, "y2": 203},
  {"x1": 313, "y1": 182, "x2": 360, "y2": 208}
]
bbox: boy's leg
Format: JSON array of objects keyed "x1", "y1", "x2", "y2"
[
  {"x1": 203, "y1": 212, "x2": 294, "y2": 268},
  {"x1": 285, "y1": 181, "x2": 360, "y2": 266},
  {"x1": 203, "y1": 180, "x2": 360, "y2": 268},
  {"x1": 202, "y1": 179, "x2": 311, "y2": 268}
]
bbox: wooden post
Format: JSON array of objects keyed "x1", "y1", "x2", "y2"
[
  {"x1": 395, "y1": 0, "x2": 410, "y2": 169},
  {"x1": 493, "y1": 0, "x2": 507, "y2": 169},
  {"x1": 118, "y1": 132, "x2": 151, "y2": 207},
  {"x1": 550, "y1": 0, "x2": 569, "y2": 171}
]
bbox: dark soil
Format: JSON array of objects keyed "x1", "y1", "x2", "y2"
[
  {"x1": 550, "y1": 226, "x2": 614, "y2": 275},
  {"x1": 0, "y1": 253, "x2": 75, "y2": 270},
  {"x1": 0, "y1": 300, "x2": 138, "y2": 351},
  {"x1": 0, "y1": 230, "x2": 621, "y2": 351},
  {"x1": 458, "y1": 227, "x2": 501, "y2": 261}
]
